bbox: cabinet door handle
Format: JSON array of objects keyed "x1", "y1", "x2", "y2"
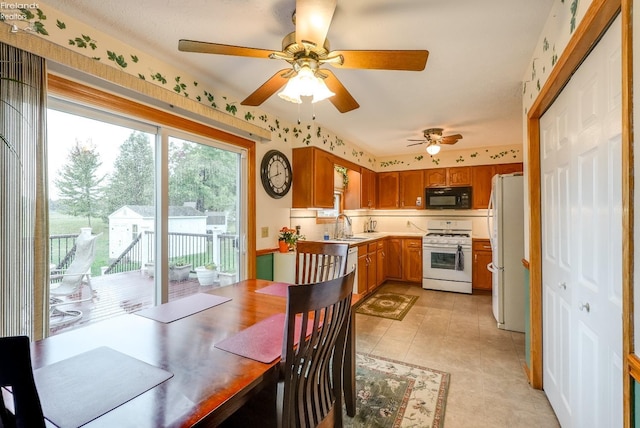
[{"x1": 558, "y1": 282, "x2": 567, "y2": 290}]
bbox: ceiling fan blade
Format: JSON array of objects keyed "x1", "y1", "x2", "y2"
[
  {"x1": 178, "y1": 39, "x2": 275, "y2": 59},
  {"x1": 240, "y1": 69, "x2": 291, "y2": 106},
  {"x1": 407, "y1": 141, "x2": 426, "y2": 147},
  {"x1": 408, "y1": 139, "x2": 426, "y2": 142},
  {"x1": 441, "y1": 134, "x2": 463, "y2": 144},
  {"x1": 322, "y1": 69, "x2": 359, "y2": 113},
  {"x1": 295, "y1": 0, "x2": 337, "y2": 46},
  {"x1": 331, "y1": 50, "x2": 429, "y2": 71}
]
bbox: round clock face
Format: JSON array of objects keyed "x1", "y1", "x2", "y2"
[{"x1": 260, "y1": 150, "x2": 292, "y2": 199}]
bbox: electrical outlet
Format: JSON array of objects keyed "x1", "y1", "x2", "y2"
[{"x1": 261, "y1": 227, "x2": 269, "y2": 238}]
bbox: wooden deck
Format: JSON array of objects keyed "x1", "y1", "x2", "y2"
[{"x1": 49, "y1": 270, "x2": 229, "y2": 335}]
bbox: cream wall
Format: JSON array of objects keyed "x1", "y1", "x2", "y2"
[{"x1": 521, "y1": 0, "x2": 595, "y2": 259}]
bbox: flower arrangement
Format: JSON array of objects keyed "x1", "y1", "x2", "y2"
[{"x1": 278, "y1": 227, "x2": 304, "y2": 250}]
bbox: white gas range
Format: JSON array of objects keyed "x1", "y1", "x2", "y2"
[{"x1": 422, "y1": 219, "x2": 473, "y2": 294}]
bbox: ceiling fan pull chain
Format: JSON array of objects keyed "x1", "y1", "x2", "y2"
[{"x1": 297, "y1": 103, "x2": 301, "y2": 125}]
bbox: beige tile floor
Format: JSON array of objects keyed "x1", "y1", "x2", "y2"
[{"x1": 355, "y1": 281, "x2": 560, "y2": 428}]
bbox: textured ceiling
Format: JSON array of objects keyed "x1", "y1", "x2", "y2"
[{"x1": 44, "y1": 0, "x2": 554, "y2": 157}]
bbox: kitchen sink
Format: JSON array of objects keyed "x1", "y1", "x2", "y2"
[{"x1": 335, "y1": 237, "x2": 367, "y2": 241}]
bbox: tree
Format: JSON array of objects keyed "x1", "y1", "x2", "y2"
[
  {"x1": 54, "y1": 139, "x2": 105, "y2": 226},
  {"x1": 103, "y1": 131, "x2": 154, "y2": 217},
  {"x1": 169, "y1": 140, "x2": 237, "y2": 212}
]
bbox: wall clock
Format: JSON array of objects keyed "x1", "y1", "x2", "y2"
[{"x1": 260, "y1": 149, "x2": 292, "y2": 199}]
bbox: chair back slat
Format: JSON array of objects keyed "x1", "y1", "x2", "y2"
[
  {"x1": 281, "y1": 271, "x2": 354, "y2": 428},
  {"x1": 294, "y1": 241, "x2": 349, "y2": 285}
]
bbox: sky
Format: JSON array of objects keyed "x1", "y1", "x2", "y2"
[{"x1": 46, "y1": 109, "x2": 151, "y2": 199}]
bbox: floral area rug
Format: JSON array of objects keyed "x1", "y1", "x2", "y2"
[
  {"x1": 355, "y1": 292, "x2": 418, "y2": 321},
  {"x1": 344, "y1": 354, "x2": 450, "y2": 428}
]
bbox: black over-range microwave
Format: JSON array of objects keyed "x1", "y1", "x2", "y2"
[{"x1": 425, "y1": 186, "x2": 472, "y2": 209}]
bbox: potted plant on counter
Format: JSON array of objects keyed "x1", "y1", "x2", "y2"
[
  {"x1": 278, "y1": 227, "x2": 304, "y2": 252},
  {"x1": 195, "y1": 262, "x2": 219, "y2": 286}
]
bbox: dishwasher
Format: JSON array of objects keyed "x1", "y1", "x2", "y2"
[{"x1": 346, "y1": 246, "x2": 358, "y2": 294}]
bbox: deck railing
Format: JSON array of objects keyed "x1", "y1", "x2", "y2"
[{"x1": 50, "y1": 231, "x2": 238, "y2": 276}]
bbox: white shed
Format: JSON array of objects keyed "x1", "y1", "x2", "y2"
[{"x1": 108, "y1": 205, "x2": 207, "y2": 259}]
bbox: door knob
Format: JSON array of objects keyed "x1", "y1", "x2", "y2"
[{"x1": 579, "y1": 302, "x2": 591, "y2": 312}]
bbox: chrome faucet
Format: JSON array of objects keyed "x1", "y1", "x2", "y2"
[{"x1": 334, "y1": 213, "x2": 353, "y2": 239}]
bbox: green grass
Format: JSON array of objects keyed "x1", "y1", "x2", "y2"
[{"x1": 49, "y1": 211, "x2": 109, "y2": 277}]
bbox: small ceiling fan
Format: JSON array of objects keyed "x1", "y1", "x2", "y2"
[
  {"x1": 178, "y1": 0, "x2": 428, "y2": 113},
  {"x1": 407, "y1": 128, "x2": 463, "y2": 155}
]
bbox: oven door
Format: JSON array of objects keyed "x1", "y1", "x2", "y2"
[{"x1": 423, "y1": 244, "x2": 472, "y2": 282}]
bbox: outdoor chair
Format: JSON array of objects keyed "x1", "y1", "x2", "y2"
[
  {"x1": 49, "y1": 231, "x2": 101, "y2": 326},
  {"x1": 0, "y1": 336, "x2": 46, "y2": 428},
  {"x1": 294, "y1": 241, "x2": 349, "y2": 285}
]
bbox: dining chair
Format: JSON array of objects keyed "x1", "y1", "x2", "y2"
[
  {"x1": 294, "y1": 241, "x2": 349, "y2": 285},
  {"x1": 221, "y1": 271, "x2": 354, "y2": 428},
  {"x1": 279, "y1": 270, "x2": 354, "y2": 427},
  {"x1": 0, "y1": 336, "x2": 45, "y2": 428}
]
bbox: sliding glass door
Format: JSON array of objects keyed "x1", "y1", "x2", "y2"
[{"x1": 47, "y1": 101, "x2": 246, "y2": 335}]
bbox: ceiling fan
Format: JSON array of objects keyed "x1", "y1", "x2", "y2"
[
  {"x1": 178, "y1": 0, "x2": 428, "y2": 113},
  {"x1": 407, "y1": 128, "x2": 463, "y2": 155}
]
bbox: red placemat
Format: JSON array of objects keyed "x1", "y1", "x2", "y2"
[
  {"x1": 214, "y1": 313, "x2": 312, "y2": 363},
  {"x1": 255, "y1": 282, "x2": 291, "y2": 297}
]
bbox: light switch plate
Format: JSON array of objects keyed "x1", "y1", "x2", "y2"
[{"x1": 261, "y1": 227, "x2": 269, "y2": 238}]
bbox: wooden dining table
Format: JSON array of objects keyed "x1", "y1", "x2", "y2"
[{"x1": 29, "y1": 279, "x2": 357, "y2": 427}]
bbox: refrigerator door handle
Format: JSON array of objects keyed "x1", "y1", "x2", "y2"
[
  {"x1": 487, "y1": 186, "x2": 495, "y2": 250},
  {"x1": 487, "y1": 262, "x2": 503, "y2": 272}
]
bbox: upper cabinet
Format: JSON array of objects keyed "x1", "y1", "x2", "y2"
[
  {"x1": 471, "y1": 165, "x2": 495, "y2": 209},
  {"x1": 344, "y1": 167, "x2": 377, "y2": 210},
  {"x1": 377, "y1": 172, "x2": 400, "y2": 208},
  {"x1": 292, "y1": 147, "x2": 335, "y2": 208},
  {"x1": 424, "y1": 168, "x2": 447, "y2": 187},
  {"x1": 361, "y1": 168, "x2": 377, "y2": 209},
  {"x1": 425, "y1": 166, "x2": 471, "y2": 187},
  {"x1": 471, "y1": 163, "x2": 523, "y2": 209},
  {"x1": 377, "y1": 170, "x2": 423, "y2": 209}
]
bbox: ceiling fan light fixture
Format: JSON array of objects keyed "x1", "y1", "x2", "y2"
[
  {"x1": 277, "y1": 65, "x2": 335, "y2": 104},
  {"x1": 426, "y1": 143, "x2": 440, "y2": 155}
]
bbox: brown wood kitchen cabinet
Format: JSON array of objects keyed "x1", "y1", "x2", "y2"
[
  {"x1": 376, "y1": 240, "x2": 386, "y2": 286},
  {"x1": 385, "y1": 237, "x2": 421, "y2": 283},
  {"x1": 385, "y1": 238, "x2": 403, "y2": 280},
  {"x1": 424, "y1": 166, "x2": 471, "y2": 187},
  {"x1": 403, "y1": 238, "x2": 423, "y2": 283},
  {"x1": 361, "y1": 168, "x2": 377, "y2": 209},
  {"x1": 377, "y1": 170, "x2": 423, "y2": 209},
  {"x1": 471, "y1": 163, "x2": 523, "y2": 209},
  {"x1": 472, "y1": 238, "x2": 493, "y2": 291},
  {"x1": 471, "y1": 165, "x2": 495, "y2": 209},
  {"x1": 345, "y1": 167, "x2": 378, "y2": 210},
  {"x1": 292, "y1": 147, "x2": 335, "y2": 208},
  {"x1": 357, "y1": 241, "x2": 379, "y2": 294}
]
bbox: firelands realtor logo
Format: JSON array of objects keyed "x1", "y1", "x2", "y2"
[{"x1": 1, "y1": 2, "x2": 38, "y2": 20}]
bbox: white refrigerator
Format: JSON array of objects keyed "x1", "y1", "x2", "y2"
[{"x1": 487, "y1": 173, "x2": 525, "y2": 332}]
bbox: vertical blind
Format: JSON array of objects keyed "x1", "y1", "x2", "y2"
[{"x1": 0, "y1": 42, "x2": 48, "y2": 339}]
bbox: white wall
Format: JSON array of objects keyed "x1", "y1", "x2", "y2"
[{"x1": 521, "y1": 0, "x2": 595, "y2": 259}]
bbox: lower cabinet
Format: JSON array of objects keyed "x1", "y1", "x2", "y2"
[
  {"x1": 376, "y1": 240, "x2": 386, "y2": 286},
  {"x1": 472, "y1": 239, "x2": 493, "y2": 291},
  {"x1": 385, "y1": 238, "x2": 403, "y2": 280},
  {"x1": 385, "y1": 237, "x2": 422, "y2": 283},
  {"x1": 402, "y1": 238, "x2": 423, "y2": 283},
  {"x1": 357, "y1": 242, "x2": 378, "y2": 294}
]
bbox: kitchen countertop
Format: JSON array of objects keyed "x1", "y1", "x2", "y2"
[{"x1": 314, "y1": 231, "x2": 424, "y2": 246}]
